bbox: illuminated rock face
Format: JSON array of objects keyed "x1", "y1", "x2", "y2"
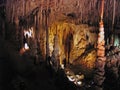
[
  {"x1": 5, "y1": 0, "x2": 102, "y2": 75},
  {"x1": 48, "y1": 22, "x2": 97, "y2": 72}
]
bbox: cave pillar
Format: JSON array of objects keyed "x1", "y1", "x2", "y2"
[
  {"x1": 94, "y1": 21, "x2": 106, "y2": 90},
  {"x1": 94, "y1": 0, "x2": 106, "y2": 89}
]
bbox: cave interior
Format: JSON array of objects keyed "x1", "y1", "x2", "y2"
[{"x1": 0, "y1": 0, "x2": 120, "y2": 90}]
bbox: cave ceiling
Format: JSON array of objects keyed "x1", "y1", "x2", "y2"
[{"x1": 4, "y1": 0, "x2": 120, "y2": 28}]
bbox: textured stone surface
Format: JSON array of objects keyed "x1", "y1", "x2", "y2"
[
  {"x1": 48, "y1": 22, "x2": 97, "y2": 73},
  {"x1": 6, "y1": 0, "x2": 120, "y2": 27},
  {"x1": 4, "y1": 0, "x2": 101, "y2": 75}
]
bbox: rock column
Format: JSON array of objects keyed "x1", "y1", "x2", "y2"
[{"x1": 94, "y1": 21, "x2": 106, "y2": 90}]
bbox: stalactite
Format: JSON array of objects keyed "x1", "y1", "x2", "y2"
[
  {"x1": 51, "y1": 34, "x2": 60, "y2": 72},
  {"x1": 22, "y1": 0, "x2": 25, "y2": 16},
  {"x1": 10, "y1": 0, "x2": 13, "y2": 22},
  {"x1": 112, "y1": 0, "x2": 116, "y2": 45},
  {"x1": 36, "y1": 9, "x2": 41, "y2": 57},
  {"x1": 39, "y1": 0, "x2": 46, "y2": 60},
  {"x1": 40, "y1": 0, "x2": 43, "y2": 27},
  {"x1": 45, "y1": 0, "x2": 50, "y2": 59},
  {"x1": 54, "y1": 0, "x2": 56, "y2": 11},
  {"x1": 5, "y1": 0, "x2": 120, "y2": 28}
]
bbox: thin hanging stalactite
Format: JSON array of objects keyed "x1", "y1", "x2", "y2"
[
  {"x1": 23, "y1": 0, "x2": 25, "y2": 16},
  {"x1": 46, "y1": 0, "x2": 50, "y2": 60},
  {"x1": 12, "y1": 1, "x2": 14, "y2": 23},
  {"x1": 112, "y1": 0, "x2": 116, "y2": 45}
]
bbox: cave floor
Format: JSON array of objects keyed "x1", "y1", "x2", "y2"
[
  {"x1": 0, "y1": 37, "x2": 120, "y2": 90},
  {"x1": 0, "y1": 37, "x2": 86, "y2": 90}
]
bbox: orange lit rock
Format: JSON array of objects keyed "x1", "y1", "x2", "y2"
[
  {"x1": 48, "y1": 22, "x2": 97, "y2": 68},
  {"x1": 19, "y1": 47, "x2": 26, "y2": 55},
  {"x1": 97, "y1": 50, "x2": 105, "y2": 57}
]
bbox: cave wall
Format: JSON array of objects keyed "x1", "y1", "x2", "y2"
[
  {"x1": 4, "y1": 0, "x2": 100, "y2": 65},
  {"x1": 5, "y1": 0, "x2": 120, "y2": 53},
  {"x1": 4, "y1": 0, "x2": 119, "y2": 70},
  {"x1": 48, "y1": 22, "x2": 97, "y2": 71}
]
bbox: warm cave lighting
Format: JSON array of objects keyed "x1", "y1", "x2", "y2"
[
  {"x1": 24, "y1": 27, "x2": 34, "y2": 38},
  {"x1": 61, "y1": 64, "x2": 65, "y2": 69},
  {"x1": 76, "y1": 81, "x2": 82, "y2": 86},
  {"x1": 67, "y1": 75, "x2": 75, "y2": 82},
  {"x1": 67, "y1": 75, "x2": 83, "y2": 86},
  {"x1": 19, "y1": 43, "x2": 29, "y2": 55},
  {"x1": 19, "y1": 27, "x2": 33, "y2": 55},
  {"x1": 66, "y1": 70, "x2": 84, "y2": 87},
  {"x1": 24, "y1": 43, "x2": 29, "y2": 50}
]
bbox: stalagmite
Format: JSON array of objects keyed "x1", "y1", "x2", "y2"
[{"x1": 50, "y1": 35, "x2": 60, "y2": 72}]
